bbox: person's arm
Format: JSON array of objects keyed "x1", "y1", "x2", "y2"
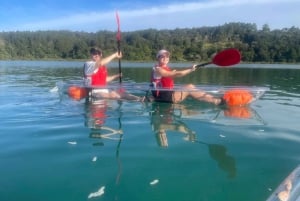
[
  {"x1": 96, "y1": 52, "x2": 122, "y2": 67},
  {"x1": 156, "y1": 65, "x2": 196, "y2": 78},
  {"x1": 106, "y1": 73, "x2": 122, "y2": 83},
  {"x1": 174, "y1": 65, "x2": 196, "y2": 77}
]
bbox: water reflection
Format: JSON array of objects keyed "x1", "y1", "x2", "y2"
[
  {"x1": 83, "y1": 99, "x2": 265, "y2": 180},
  {"x1": 150, "y1": 102, "x2": 197, "y2": 147},
  {"x1": 85, "y1": 100, "x2": 123, "y2": 140},
  {"x1": 196, "y1": 140, "x2": 236, "y2": 178},
  {"x1": 148, "y1": 102, "x2": 267, "y2": 178},
  {"x1": 84, "y1": 99, "x2": 124, "y2": 186},
  {"x1": 212, "y1": 105, "x2": 267, "y2": 125},
  {"x1": 149, "y1": 101, "x2": 266, "y2": 127}
]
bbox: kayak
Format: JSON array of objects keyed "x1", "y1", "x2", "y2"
[
  {"x1": 55, "y1": 81, "x2": 268, "y2": 127},
  {"x1": 266, "y1": 165, "x2": 300, "y2": 201},
  {"x1": 57, "y1": 80, "x2": 269, "y2": 106}
]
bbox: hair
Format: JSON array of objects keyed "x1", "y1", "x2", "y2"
[
  {"x1": 90, "y1": 47, "x2": 102, "y2": 55},
  {"x1": 156, "y1": 49, "x2": 170, "y2": 59}
]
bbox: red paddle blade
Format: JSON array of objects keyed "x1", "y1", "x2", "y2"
[
  {"x1": 116, "y1": 11, "x2": 121, "y2": 41},
  {"x1": 212, "y1": 48, "x2": 241, "y2": 67}
]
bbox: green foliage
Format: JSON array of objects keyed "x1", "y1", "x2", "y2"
[{"x1": 1, "y1": 23, "x2": 300, "y2": 63}]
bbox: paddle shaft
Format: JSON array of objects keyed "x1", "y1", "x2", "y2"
[
  {"x1": 117, "y1": 40, "x2": 122, "y2": 83},
  {"x1": 116, "y1": 11, "x2": 122, "y2": 83},
  {"x1": 195, "y1": 62, "x2": 212, "y2": 68}
]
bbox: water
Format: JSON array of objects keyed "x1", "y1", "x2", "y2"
[{"x1": 1, "y1": 61, "x2": 300, "y2": 201}]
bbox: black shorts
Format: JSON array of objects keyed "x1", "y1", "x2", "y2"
[{"x1": 152, "y1": 90, "x2": 174, "y2": 103}]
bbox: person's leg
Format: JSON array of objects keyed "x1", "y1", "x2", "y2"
[
  {"x1": 172, "y1": 91, "x2": 189, "y2": 103},
  {"x1": 182, "y1": 84, "x2": 221, "y2": 105},
  {"x1": 91, "y1": 89, "x2": 144, "y2": 101},
  {"x1": 92, "y1": 90, "x2": 119, "y2": 99},
  {"x1": 108, "y1": 91, "x2": 121, "y2": 99},
  {"x1": 189, "y1": 90, "x2": 221, "y2": 105},
  {"x1": 120, "y1": 92, "x2": 145, "y2": 101}
]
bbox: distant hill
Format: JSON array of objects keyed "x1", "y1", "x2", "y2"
[{"x1": 0, "y1": 22, "x2": 299, "y2": 63}]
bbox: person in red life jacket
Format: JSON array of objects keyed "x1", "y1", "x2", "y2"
[
  {"x1": 84, "y1": 47, "x2": 143, "y2": 101},
  {"x1": 84, "y1": 47, "x2": 123, "y2": 99},
  {"x1": 151, "y1": 49, "x2": 225, "y2": 105}
]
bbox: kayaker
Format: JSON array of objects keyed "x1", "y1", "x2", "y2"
[
  {"x1": 84, "y1": 47, "x2": 143, "y2": 101},
  {"x1": 150, "y1": 49, "x2": 225, "y2": 105}
]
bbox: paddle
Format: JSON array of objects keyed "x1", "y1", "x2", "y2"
[
  {"x1": 116, "y1": 11, "x2": 122, "y2": 83},
  {"x1": 196, "y1": 48, "x2": 241, "y2": 68},
  {"x1": 115, "y1": 12, "x2": 124, "y2": 185}
]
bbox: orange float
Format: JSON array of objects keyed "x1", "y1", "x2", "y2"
[{"x1": 68, "y1": 86, "x2": 88, "y2": 100}]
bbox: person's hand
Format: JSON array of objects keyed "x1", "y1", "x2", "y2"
[
  {"x1": 116, "y1": 52, "x2": 122, "y2": 59},
  {"x1": 112, "y1": 73, "x2": 122, "y2": 80},
  {"x1": 116, "y1": 73, "x2": 122, "y2": 78},
  {"x1": 191, "y1": 64, "x2": 196, "y2": 72}
]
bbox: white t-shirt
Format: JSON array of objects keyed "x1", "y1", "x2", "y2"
[
  {"x1": 152, "y1": 65, "x2": 162, "y2": 79},
  {"x1": 83, "y1": 61, "x2": 97, "y2": 85},
  {"x1": 84, "y1": 61, "x2": 97, "y2": 76}
]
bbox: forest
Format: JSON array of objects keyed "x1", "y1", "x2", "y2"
[{"x1": 0, "y1": 22, "x2": 300, "y2": 63}]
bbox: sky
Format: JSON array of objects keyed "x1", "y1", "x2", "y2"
[{"x1": 0, "y1": 0, "x2": 300, "y2": 32}]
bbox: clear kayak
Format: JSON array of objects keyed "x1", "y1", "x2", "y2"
[
  {"x1": 266, "y1": 165, "x2": 300, "y2": 201},
  {"x1": 53, "y1": 81, "x2": 269, "y2": 127},
  {"x1": 56, "y1": 80, "x2": 269, "y2": 106}
]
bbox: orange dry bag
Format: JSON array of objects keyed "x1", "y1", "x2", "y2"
[
  {"x1": 222, "y1": 89, "x2": 253, "y2": 106},
  {"x1": 68, "y1": 86, "x2": 88, "y2": 100}
]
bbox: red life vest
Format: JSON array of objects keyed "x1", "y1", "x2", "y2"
[
  {"x1": 151, "y1": 65, "x2": 174, "y2": 89},
  {"x1": 90, "y1": 66, "x2": 107, "y2": 86}
]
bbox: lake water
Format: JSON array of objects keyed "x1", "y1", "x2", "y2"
[{"x1": 1, "y1": 60, "x2": 300, "y2": 201}]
